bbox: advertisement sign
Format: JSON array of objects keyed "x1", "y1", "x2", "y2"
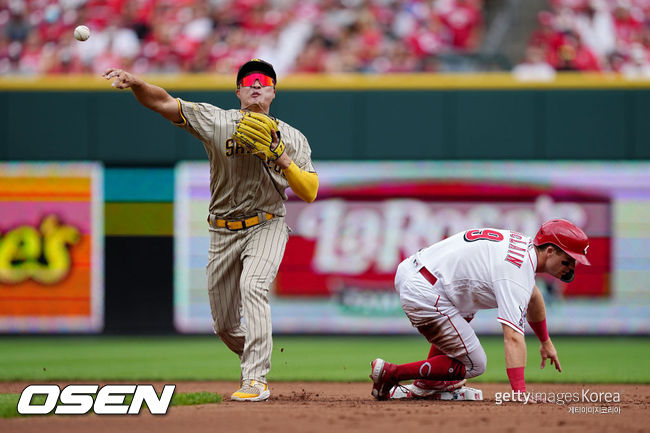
[
  {"x1": 174, "y1": 162, "x2": 650, "y2": 334},
  {"x1": 0, "y1": 163, "x2": 103, "y2": 332}
]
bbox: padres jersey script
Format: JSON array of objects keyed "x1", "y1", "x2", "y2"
[
  {"x1": 175, "y1": 99, "x2": 315, "y2": 218},
  {"x1": 416, "y1": 228, "x2": 538, "y2": 335}
]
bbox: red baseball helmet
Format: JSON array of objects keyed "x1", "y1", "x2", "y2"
[{"x1": 533, "y1": 219, "x2": 591, "y2": 266}]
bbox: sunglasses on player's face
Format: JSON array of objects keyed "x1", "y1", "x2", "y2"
[{"x1": 239, "y1": 73, "x2": 275, "y2": 87}]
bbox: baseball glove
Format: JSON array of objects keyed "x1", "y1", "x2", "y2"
[{"x1": 233, "y1": 112, "x2": 285, "y2": 161}]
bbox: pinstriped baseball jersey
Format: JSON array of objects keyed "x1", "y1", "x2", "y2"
[{"x1": 175, "y1": 99, "x2": 315, "y2": 218}]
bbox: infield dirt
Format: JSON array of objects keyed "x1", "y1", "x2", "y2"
[{"x1": 1, "y1": 382, "x2": 647, "y2": 433}]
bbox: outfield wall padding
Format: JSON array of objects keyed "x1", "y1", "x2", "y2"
[{"x1": 2, "y1": 85, "x2": 650, "y2": 162}]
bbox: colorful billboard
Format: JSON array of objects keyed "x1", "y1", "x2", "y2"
[
  {"x1": 174, "y1": 162, "x2": 650, "y2": 335},
  {"x1": 0, "y1": 163, "x2": 103, "y2": 332}
]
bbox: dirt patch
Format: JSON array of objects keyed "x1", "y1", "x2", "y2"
[{"x1": 1, "y1": 382, "x2": 647, "y2": 433}]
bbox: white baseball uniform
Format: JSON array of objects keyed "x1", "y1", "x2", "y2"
[
  {"x1": 174, "y1": 99, "x2": 315, "y2": 384},
  {"x1": 394, "y1": 228, "x2": 537, "y2": 378}
]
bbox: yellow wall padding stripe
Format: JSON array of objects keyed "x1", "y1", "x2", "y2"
[{"x1": 3, "y1": 73, "x2": 650, "y2": 91}]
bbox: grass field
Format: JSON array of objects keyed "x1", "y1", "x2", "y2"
[{"x1": 0, "y1": 335, "x2": 648, "y2": 383}]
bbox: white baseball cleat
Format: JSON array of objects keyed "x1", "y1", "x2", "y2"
[
  {"x1": 389, "y1": 383, "x2": 483, "y2": 401},
  {"x1": 443, "y1": 386, "x2": 483, "y2": 401},
  {"x1": 411, "y1": 378, "x2": 467, "y2": 396},
  {"x1": 389, "y1": 384, "x2": 415, "y2": 399},
  {"x1": 231, "y1": 379, "x2": 270, "y2": 402}
]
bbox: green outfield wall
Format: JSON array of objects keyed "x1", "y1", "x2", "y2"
[{"x1": 2, "y1": 73, "x2": 650, "y2": 162}]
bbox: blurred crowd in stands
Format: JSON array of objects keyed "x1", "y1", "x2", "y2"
[
  {"x1": 515, "y1": 0, "x2": 650, "y2": 79},
  {"x1": 0, "y1": 0, "x2": 483, "y2": 75},
  {"x1": 3, "y1": 0, "x2": 650, "y2": 76}
]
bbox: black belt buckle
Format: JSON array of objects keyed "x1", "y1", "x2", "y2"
[
  {"x1": 226, "y1": 220, "x2": 242, "y2": 231},
  {"x1": 226, "y1": 216, "x2": 255, "y2": 231}
]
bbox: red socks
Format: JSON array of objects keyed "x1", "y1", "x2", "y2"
[
  {"x1": 407, "y1": 329, "x2": 473, "y2": 383},
  {"x1": 394, "y1": 355, "x2": 466, "y2": 381},
  {"x1": 427, "y1": 344, "x2": 444, "y2": 358}
]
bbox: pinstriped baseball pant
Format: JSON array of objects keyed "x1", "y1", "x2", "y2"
[{"x1": 206, "y1": 217, "x2": 289, "y2": 384}]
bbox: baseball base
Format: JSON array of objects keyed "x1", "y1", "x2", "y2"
[{"x1": 389, "y1": 384, "x2": 483, "y2": 401}]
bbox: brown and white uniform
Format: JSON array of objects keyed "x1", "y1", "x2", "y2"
[{"x1": 175, "y1": 99, "x2": 315, "y2": 383}]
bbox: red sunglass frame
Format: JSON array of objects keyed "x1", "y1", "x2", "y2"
[{"x1": 239, "y1": 73, "x2": 275, "y2": 87}]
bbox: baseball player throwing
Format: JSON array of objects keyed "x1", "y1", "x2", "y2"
[
  {"x1": 103, "y1": 59, "x2": 318, "y2": 402},
  {"x1": 370, "y1": 219, "x2": 590, "y2": 400}
]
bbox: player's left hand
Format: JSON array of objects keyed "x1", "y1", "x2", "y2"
[
  {"x1": 233, "y1": 112, "x2": 285, "y2": 161},
  {"x1": 270, "y1": 129, "x2": 292, "y2": 169},
  {"x1": 539, "y1": 339, "x2": 562, "y2": 372}
]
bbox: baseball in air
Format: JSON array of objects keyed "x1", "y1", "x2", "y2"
[{"x1": 74, "y1": 25, "x2": 90, "y2": 41}]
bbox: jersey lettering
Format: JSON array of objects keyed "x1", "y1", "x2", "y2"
[
  {"x1": 505, "y1": 254, "x2": 524, "y2": 268},
  {"x1": 225, "y1": 138, "x2": 235, "y2": 157},
  {"x1": 508, "y1": 242, "x2": 526, "y2": 252},
  {"x1": 464, "y1": 229, "x2": 505, "y2": 242},
  {"x1": 225, "y1": 138, "x2": 253, "y2": 158},
  {"x1": 504, "y1": 231, "x2": 527, "y2": 268}
]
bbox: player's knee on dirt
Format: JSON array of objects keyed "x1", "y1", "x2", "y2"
[{"x1": 461, "y1": 346, "x2": 488, "y2": 379}]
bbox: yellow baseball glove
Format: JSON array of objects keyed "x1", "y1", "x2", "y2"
[{"x1": 233, "y1": 112, "x2": 285, "y2": 161}]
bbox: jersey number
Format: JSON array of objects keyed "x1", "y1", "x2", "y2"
[{"x1": 463, "y1": 229, "x2": 504, "y2": 242}]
